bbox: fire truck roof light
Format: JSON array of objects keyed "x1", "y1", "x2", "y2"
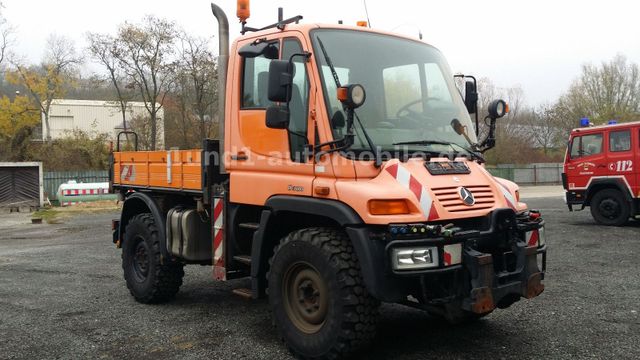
[
  {"x1": 580, "y1": 118, "x2": 590, "y2": 127},
  {"x1": 608, "y1": 120, "x2": 617, "y2": 125}
]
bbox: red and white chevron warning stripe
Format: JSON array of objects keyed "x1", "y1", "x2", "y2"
[
  {"x1": 385, "y1": 163, "x2": 439, "y2": 221},
  {"x1": 497, "y1": 182, "x2": 517, "y2": 210},
  {"x1": 525, "y1": 227, "x2": 545, "y2": 247},
  {"x1": 212, "y1": 197, "x2": 226, "y2": 280},
  {"x1": 443, "y1": 243, "x2": 462, "y2": 266}
]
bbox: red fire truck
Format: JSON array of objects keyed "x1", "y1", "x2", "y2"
[{"x1": 563, "y1": 121, "x2": 640, "y2": 225}]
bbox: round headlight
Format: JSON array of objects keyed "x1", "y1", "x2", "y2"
[
  {"x1": 338, "y1": 84, "x2": 367, "y2": 109},
  {"x1": 488, "y1": 99, "x2": 508, "y2": 119},
  {"x1": 349, "y1": 84, "x2": 366, "y2": 108}
]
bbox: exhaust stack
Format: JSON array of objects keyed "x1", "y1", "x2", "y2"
[{"x1": 211, "y1": 3, "x2": 229, "y2": 173}]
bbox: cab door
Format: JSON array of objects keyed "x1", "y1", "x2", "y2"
[
  {"x1": 566, "y1": 131, "x2": 606, "y2": 191},
  {"x1": 607, "y1": 128, "x2": 634, "y2": 197},
  {"x1": 227, "y1": 34, "x2": 317, "y2": 205}
]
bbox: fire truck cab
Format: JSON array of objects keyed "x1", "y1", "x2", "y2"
[{"x1": 563, "y1": 120, "x2": 640, "y2": 225}]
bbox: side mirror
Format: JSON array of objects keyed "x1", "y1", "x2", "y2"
[
  {"x1": 266, "y1": 105, "x2": 290, "y2": 129},
  {"x1": 238, "y1": 41, "x2": 279, "y2": 59},
  {"x1": 451, "y1": 118, "x2": 465, "y2": 135},
  {"x1": 464, "y1": 80, "x2": 478, "y2": 114},
  {"x1": 268, "y1": 60, "x2": 294, "y2": 103},
  {"x1": 488, "y1": 99, "x2": 509, "y2": 119}
]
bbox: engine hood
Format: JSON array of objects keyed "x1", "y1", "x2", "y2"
[{"x1": 334, "y1": 158, "x2": 524, "y2": 225}]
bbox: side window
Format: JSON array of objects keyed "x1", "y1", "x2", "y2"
[
  {"x1": 383, "y1": 64, "x2": 421, "y2": 118},
  {"x1": 282, "y1": 38, "x2": 310, "y2": 162},
  {"x1": 581, "y1": 133, "x2": 603, "y2": 157},
  {"x1": 241, "y1": 43, "x2": 279, "y2": 108},
  {"x1": 609, "y1": 130, "x2": 631, "y2": 152},
  {"x1": 570, "y1": 134, "x2": 603, "y2": 159}
]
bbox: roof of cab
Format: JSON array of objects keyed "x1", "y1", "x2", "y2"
[
  {"x1": 231, "y1": 23, "x2": 430, "y2": 47},
  {"x1": 572, "y1": 120, "x2": 640, "y2": 134}
]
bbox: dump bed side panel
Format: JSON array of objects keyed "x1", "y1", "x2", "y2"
[{"x1": 113, "y1": 150, "x2": 202, "y2": 192}]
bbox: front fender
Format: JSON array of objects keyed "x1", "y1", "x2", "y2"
[{"x1": 119, "y1": 192, "x2": 170, "y2": 262}]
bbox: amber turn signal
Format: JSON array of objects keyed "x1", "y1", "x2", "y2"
[
  {"x1": 369, "y1": 199, "x2": 410, "y2": 215},
  {"x1": 357, "y1": 21, "x2": 368, "y2": 27}
]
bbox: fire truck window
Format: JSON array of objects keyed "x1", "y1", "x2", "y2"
[
  {"x1": 242, "y1": 43, "x2": 280, "y2": 109},
  {"x1": 571, "y1": 133, "x2": 602, "y2": 159},
  {"x1": 282, "y1": 38, "x2": 310, "y2": 162},
  {"x1": 609, "y1": 130, "x2": 631, "y2": 152}
]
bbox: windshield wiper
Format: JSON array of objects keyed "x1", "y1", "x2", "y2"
[
  {"x1": 392, "y1": 139, "x2": 485, "y2": 163},
  {"x1": 393, "y1": 140, "x2": 451, "y2": 146}
]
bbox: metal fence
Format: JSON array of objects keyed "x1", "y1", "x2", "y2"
[
  {"x1": 486, "y1": 163, "x2": 563, "y2": 185},
  {"x1": 44, "y1": 170, "x2": 109, "y2": 201},
  {"x1": 41, "y1": 164, "x2": 562, "y2": 201}
]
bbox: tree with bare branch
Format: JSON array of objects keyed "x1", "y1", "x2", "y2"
[
  {"x1": 0, "y1": 2, "x2": 13, "y2": 68},
  {"x1": 87, "y1": 32, "x2": 135, "y2": 134},
  {"x1": 8, "y1": 34, "x2": 82, "y2": 142},
  {"x1": 554, "y1": 54, "x2": 640, "y2": 134},
  {"x1": 114, "y1": 16, "x2": 178, "y2": 150},
  {"x1": 176, "y1": 31, "x2": 217, "y2": 141}
]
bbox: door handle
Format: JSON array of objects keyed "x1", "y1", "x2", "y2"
[{"x1": 231, "y1": 152, "x2": 248, "y2": 161}]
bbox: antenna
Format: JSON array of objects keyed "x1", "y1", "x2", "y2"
[{"x1": 363, "y1": 0, "x2": 372, "y2": 28}]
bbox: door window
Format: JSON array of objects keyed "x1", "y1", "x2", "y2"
[
  {"x1": 609, "y1": 130, "x2": 631, "y2": 152},
  {"x1": 241, "y1": 43, "x2": 279, "y2": 108},
  {"x1": 570, "y1": 133, "x2": 603, "y2": 159}
]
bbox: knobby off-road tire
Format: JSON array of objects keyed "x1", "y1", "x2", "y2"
[
  {"x1": 590, "y1": 189, "x2": 630, "y2": 226},
  {"x1": 122, "y1": 213, "x2": 184, "y2": 303},
  {"x1": 268, "y1": 227, "x2": 379, "y2": 360}
]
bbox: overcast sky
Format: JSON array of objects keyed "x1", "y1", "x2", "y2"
[{"x1": 4, "y1": 0, "x2": 640, "y2": 106}]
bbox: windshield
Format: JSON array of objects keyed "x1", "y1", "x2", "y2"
[{"x1": 311, "y1": 29, "x2": 477, "y2": 154}]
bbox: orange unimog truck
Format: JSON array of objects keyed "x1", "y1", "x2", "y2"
[{"x1": 110, "y1": 2, "x2": 546, "y2": 358}]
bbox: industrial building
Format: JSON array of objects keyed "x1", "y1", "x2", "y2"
[{"x1": 42, "y1": 99, "x2": 164, "y2": 147}]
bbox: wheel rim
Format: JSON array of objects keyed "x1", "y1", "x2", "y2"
[
  {"x1": 282, "y1": 261, "x2": 328, "y2": 334},
  {"x1": 599, "y1": 198, "x2": 620, "y2": 219},
  {"x1": 132, "y1": 236, "x2": 150, "y2": 282}
]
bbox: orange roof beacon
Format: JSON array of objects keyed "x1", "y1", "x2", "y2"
[
  {"x1": 563, "y1": 119, "x2": 640, "y2": 226},
  {"x1": 109, "y1": 3, "x2": 546, "y2": 358}
]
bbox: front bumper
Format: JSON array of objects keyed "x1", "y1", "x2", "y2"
[
  {"x1": 348, "y1": 208, "x2": 546, "y2": 313},
  {"x1": 565, "y1": 190, "x2": 586, "y2": 211}
]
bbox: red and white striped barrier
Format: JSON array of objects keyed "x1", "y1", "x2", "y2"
[{"x1": 212, "y1": 197, "x2": 226, "y2": 280}]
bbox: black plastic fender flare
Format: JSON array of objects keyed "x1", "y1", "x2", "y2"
[
  {"x1": 250, "y1": 195, "x2": 387, "y2": 299},
  {"x1": 119, "y1": 192, "x2": 170, "y2": 262}
]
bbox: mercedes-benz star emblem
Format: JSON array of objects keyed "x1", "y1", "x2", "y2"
[{"x1": 458, "y1": 187, "x2": 475, "y2": 206}]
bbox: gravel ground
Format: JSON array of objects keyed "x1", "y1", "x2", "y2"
[{"x1": 0, "y1": 198, "x2": 639, "y2": 359}]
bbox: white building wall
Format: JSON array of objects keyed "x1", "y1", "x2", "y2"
[{"x1": 43, "y1": 99, "x2": 164, "y2": 147}]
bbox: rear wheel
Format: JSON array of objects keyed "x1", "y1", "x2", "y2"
[
  {"x1": 590, "y1": 189, "x2": 630, "y2": 226},
  {"x1": 122, "y1": 213, "x2": 184, "y2": 303},
  {"x1": 268, "y1": 228, "x2": 379, "y2": 359}
]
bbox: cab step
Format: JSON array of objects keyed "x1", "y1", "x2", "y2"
[
  {"x1": 233, "y1": 255, "x2": 252, "y2": 266},
  {"x1": 232, "y1": 288, "x2": 253, "y2": 299},
  {"x1": 238, "y1": 222, "x2": 260, "y2": 230}
]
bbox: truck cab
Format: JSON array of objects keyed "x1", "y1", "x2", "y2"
[
  {"x1": 110, "y1": 4, "x2": 547, "y2": 359},
  {"x1": 563, "y1": 120, "x2": 640, "y2": 225}
]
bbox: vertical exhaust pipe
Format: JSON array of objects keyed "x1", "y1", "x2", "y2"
[{"x1": 211, "y1": 3, "x2": 229, "y2": 173}]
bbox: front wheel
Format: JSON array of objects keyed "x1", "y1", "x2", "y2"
[
  {"x1": 268, "y1": 228, "x2": 379, "y2": 359},
  {"x1": 590, "y1": 189, "x2": 630, "y2": 226},
  {"x1": 122, "y1": 213, "x2": 184, "y2": 303}
]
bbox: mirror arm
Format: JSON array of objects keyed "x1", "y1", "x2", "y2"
[{"x1": 476, "y1": 117, "x2": 497, "y2": 153}]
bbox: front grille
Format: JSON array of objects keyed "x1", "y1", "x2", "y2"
[{"x1": 431, "y1": 185, "x2": 495, "y2": 212}]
